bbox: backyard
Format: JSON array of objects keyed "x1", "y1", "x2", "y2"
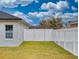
[{"x1": 0, "y1": 41, "x2": 77, "y2": 59}]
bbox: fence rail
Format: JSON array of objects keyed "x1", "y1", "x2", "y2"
[{"x1": 24, "y1": 28, "x2": 78, "y2": 56}]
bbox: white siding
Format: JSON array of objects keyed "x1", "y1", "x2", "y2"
[{"x1": 0, "y1": 20, "x2": 28, "y2": 46}]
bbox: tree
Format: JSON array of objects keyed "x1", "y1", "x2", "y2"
[
  {"x1": 51, "y1": 17, "x2": 63, "y2": 29},
  {"x1": 39, "y1": 20, "x2": 47, "y2": 28},
  {"x1": 39, "y1": 17, "x2": 63, "y2": 29}
]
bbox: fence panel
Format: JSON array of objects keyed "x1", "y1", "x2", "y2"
[
  {"x1": 45, "y1": 29, "x2": 53, "y2": 41},
  {"x1": 74, "y1": 41, "x2": 78, "y2": 55},
  {"x1": 34, "y1": 29, "x2": 44, "y2": 41},
  {"x1": 55, "y1": 29, "x2": 65, "y2": 41},
  {"x1": 64, "y1": 41, "x2": 74, "y2": 53},
  {"x1": 75, "y1": 29, "x2": 78, "y2": 41},
  {"x1": 24, "y1": 28, "x2": 78, "y2": 56},
  {"x1": 24, "y1": 29, "x2": 34, "y2": 41},
  {"x1": 65, "y1": 29, "x2": 75, "y2": 41}
]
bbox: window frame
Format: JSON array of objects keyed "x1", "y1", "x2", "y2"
[{"x1": 5, "y1": 25, "x2": 13, "y2": 39}]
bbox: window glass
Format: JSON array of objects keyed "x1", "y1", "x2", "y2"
[
  {"x1": 6, "y1": 32, "x2": 13, "y2": 38},
  {"x1": 6, "y1": 25, "x2": 13, "y2": 31}
]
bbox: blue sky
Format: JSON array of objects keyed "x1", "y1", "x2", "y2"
[{"x1": 0, "y1": 0, "x2": 78, "y2": 25}]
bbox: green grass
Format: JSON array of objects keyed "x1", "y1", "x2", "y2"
[{"x1": 0, "y1": 41, "x2": 78, "y2": 59}]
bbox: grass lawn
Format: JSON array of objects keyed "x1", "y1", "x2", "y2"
[{"x1": 0, "y1": 41, "x2": 77, "y2": 59}]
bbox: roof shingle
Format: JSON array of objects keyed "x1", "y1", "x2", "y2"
[{"x1": 0, "y1": 11, "x2": 21, "y2": 20}]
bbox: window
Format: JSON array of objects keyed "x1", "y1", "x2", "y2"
[
  {"x1": 6, "y1": 25, "x2": 13, "y2": 31},
  {"x1": 6, "y1": 31, "x2": 13, "y2": 38},
  {"x1": 5, "y1": 25, "x2": 13, "y2": 39}
]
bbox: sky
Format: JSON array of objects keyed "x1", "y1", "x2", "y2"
[{"x1": 0, "y1": 0, "x2": 78, "y2": 25}]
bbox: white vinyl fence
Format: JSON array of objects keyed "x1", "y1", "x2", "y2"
[{"x1": 24, "y1": 28, "x2": 78, "y2": 56}]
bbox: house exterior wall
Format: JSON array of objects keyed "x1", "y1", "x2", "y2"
[{"x1": 0, "y1": 20, "x2": 28, "y2": 46}]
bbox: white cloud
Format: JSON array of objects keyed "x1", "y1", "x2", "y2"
[
  {"x1": 34, "y1": 0, "x2": 39, "y2": 3},
  {"x1": 71, "y1": 6, "x2": 77, "y2": 11},
  {"x1": 0, "y1": 0, "x2": 17, "y2": 8},
  {"x1": 0, "y1": 0, "x2": 37, "y2": 8},
  {"x1": 18, "y1": 0, "x2": 34, "y2": 6},
  {"x1": 37, "y1": 12, "x2": 50, "y2": 18},
  {"x1": 28, "y1": 11, "x2": 78, "y2": 22},
  {"x1": 73, "y1": 12, "x2": 78, "y2": 17},
  {"x1": 41, "y1": 1, "x2": 69, "y2": 11},
  {"x1": 28, "y1": 8, "x2": 78, "y2": 24},
  {"x1": 55, "y1": 12, "x2": 77, "y2": 19},
  {"x1": 41, "y1": 3, "x2": 47, "y2": 10},
  {"x1": 59, "y1": 12, "x2": 78, "y2": 22},
  {"x1": 62, "y1": 13, "x2": 74, "y2": 19},
  {"x1": 54, "y1": 12, "x2": 63, "y2": 18},
  {"x1": 75, "y1": 0, "x2": 78, "y2": 3},
  {"x1": 57, "y1": 1, "x2": 69, "y2": 10},
  {"x1": 28, "y1": 12, "x2": 38, "y2": 17},
  {"x1": 40, "y1": 1, "x2": 69, "y2": 19},
  {"x1": 28, "y1": 11, "x2": 51, "y2": 19},
  {"x1": 32, "y1": 23, "x2": 38, "y2": 26},
  {"x1": 40, "y1": 1, "x2": 78, "y2": 22},
  {"x1": 41, "y1": 2, "x2": 57, "y2": 10},
  {"x1": 13, "y1": 11, "x2": 32, "y2": 23},
  {"x1": 51, "y1": 12, "x2": 78, "y2": 24}
]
